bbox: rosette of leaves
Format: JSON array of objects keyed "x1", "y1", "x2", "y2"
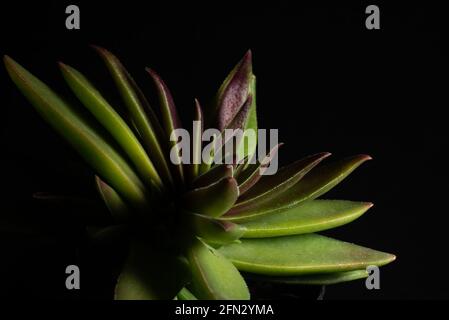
[{"x1": 3, "y1": 48, "x2": 395, "y2": 300}]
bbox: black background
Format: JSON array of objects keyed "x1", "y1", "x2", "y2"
[{"x1": 0, "y1": 1, "x2": 448, "y2": 300}]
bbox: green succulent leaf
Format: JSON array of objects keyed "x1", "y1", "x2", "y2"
[
  {"x1": 95, "y1": 176, "x2": 130, "y2": 223},
  {"x1": 191, "y1": 213, "x2": 246, "y2": 246},
  {"x1": 241, "y1": 74, "x2": 258, "y2": 163},
  {"x1": 92, "y1": 46, "x2": 174, "y2": 188},
  {"x1": 177, "y1": 287, "x2": 198, "y2": 300},
  {"x1": 146, "y1": 68, "x2": 184, "y2": 184},
  {"x1": 237, "y1": 143, "x2": 283, "y2": 195},
  {"x1": 235, "y1": 152, "x2": 331, "y2": 206},
  {"x1": 187, "y1": 238, "x2": 250, "y2": 300},
  {"x1": 4, "y1": 55, "x2": 148, "y2": 209},
  {"x1": 224, "y1": 154, "x2": 371, "y2": 221},
  {"x1": 218, "y1": 233, "x2": 395, "y2": 276},
  {"x1": 182, "y1": 177, "x2": 239, "y2": 218},
  {"x1": 245, "y1": 269, "x2": 369, "y2": 285},
  {"x1": 60, "y1": 63, "x2": 163, "y2": 189},
  {"x1": 115, "y1": 240, "x2": 191, "y2": 300},
  {"x1": 241, "y1": 200, "x2": 372, "y2": 238},
  {"x1": 192, "y1": 164, "x2": 233, "y2": 189},
  {"x1": 214, "y1": 50, "x2": 253, "y2": 130}
]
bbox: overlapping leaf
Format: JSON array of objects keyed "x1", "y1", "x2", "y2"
[
  {"x1": 4, "y1": 56, "x2": 148, "y2": 209},
  {"x1": 187, "y1": 238, "x2": 250, "y2": 300},
  {"x1": 191, "y1": 213, "x2": 246, "y2": 246},
  {"x1": 241, "y1": 200, "x2": 373, "y2": 238},
  {"x1": 182, "y1": 177, "x2": 239, "y2": 218},
  {"x1": 235, "y1": 152, "x2": 331, "y2": 206},
  {"x1": 237, "y1": 143, "x2": 283, "y2": 195},
  {"x1": 93, "y1": 46, "x2": 174, "y2": 188},
  {"x1": 146, "y1": 68, "x2": 184, "y2": 184},
  {"x1": 60, "y1": 63, "x2": 163, "y2": 189},
  {"x1": 224, "y1": 155, "x2": 371, "y2": 221},
  {"x1": 213, "y1": 50, "x2": 253, "y2": 131},
  {"x1": 219, "y1": 233, "x2": 395, "y2": 276},
  {"x1": 115, "y1": 240, "x2": 191, "y2": 300},
  {"x1": 192, "y1": 164, "x2": 233, "y2": 189}
]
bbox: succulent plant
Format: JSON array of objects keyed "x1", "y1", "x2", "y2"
[{"x1": 3, "y1": 48, "x2": 395, "y2": 300}]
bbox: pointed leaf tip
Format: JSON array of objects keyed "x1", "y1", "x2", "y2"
[
  {"x1": 4, "y1": 55, "x2": 12, "y2": 64},
  {"x1": 241, "y1": 200, "x2": 374, "y2": 238},
  {"x1": 243, "y1": 49, "x2": 252, "y2": 62},
  {"x1": 93, "y1": 45, "x2": 174, "y2": 188},
  {"x1": 219, "y1": 234, "x2": 396, "y2": 276},
  {"x1": 4, "y1": 55, "x2": 149, "y2": 209},
  {"x1": 215, "y1": 51, "x2": 253, "y2": 130},
  {"x1": 145, "y1": 67, "x2": 184, "y2": 183},
  {"x1": 224, "y1": 153, "x2": 370, "y2": 221}
]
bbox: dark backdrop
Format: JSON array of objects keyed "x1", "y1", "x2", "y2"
[{"x1": 0, "y1": 1, "x2": 447, "y2": 299}]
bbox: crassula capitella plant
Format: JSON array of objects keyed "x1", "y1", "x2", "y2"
[{"x1": 4, "y1": 47, "x2": 395, "y2": 300}]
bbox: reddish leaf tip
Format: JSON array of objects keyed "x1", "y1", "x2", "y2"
[
  {"x1": 57, "y1": 61, "x2": 68, "y2": 69},
  {"x1": 3, "y1": 54, "x2": 12, "y2": 64},
  {"x1": 243, "y1": 49, "x2": 252, "y2": 62},
  {"x1": 365, "y1": 202, "x2": 374, "y2": 209},
  {"x1": 145, "y1": 67, "x2": 156, "y2": 76},
  {"x1": 90, "y1": 45, "x2": 113, "y2": 59},
  {"x1": 358, "y1": 154, "x2": 373, "y2": 161},
  {"x1": 90, "y1": 44, "x2": 105, "y2": 52},
  {"x1": 3, "y1": 55, "x2": 18, "y2": 71},
  {"x1": 145, "y1": 68, "x2": 165, "y2": 87}
]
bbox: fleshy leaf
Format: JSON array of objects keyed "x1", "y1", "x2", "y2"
[
  {"x1": 92, "y1": 46, "x2": 174, "y2": 187},
  {"x1": 115, "y1": 240, "x2": 190, "y2": 300},
  {"x1": 4, "y1": 55, "x2": 148, "y2": 209},
  {"x1": 214, "y1": 50, "x2": 253, "y2": 130},
  {"x1": 192, "y1": 164, "x2": 233, "y2": 189},
  {"x1": 226, "y1": 94, "x2": 253, "y2": 131},
  {"x1": 187, "y1": 238, "x2": 250, "y2": 300},
  {"x1": 235, "y1": 74, "x2": 258, "y2": 163},
  {"x1": 177, "y1": 287, "x2": 198, "y2": 300},
  {"x1": 241, "y1": 200, "x2": 372, "y2": 238},
  {"x1": 235, "y1": 152, "x2": 331, "y2": 206},
  {"x1": 238, "y1": 143, "x2": 283, "y2": 195},
  {"x1": 218, "y1": 233, "x2": 395, "y2": 276},
  {"x1": 191, "y1": 213, "x2": 246, "y2": 246},
  {"x1": 223, "y1": 154, "x2": 371, "y2": 221},
  {"x1": 146, "y1": 68, "x2": 184, "y2": 183},
  {"x1": 95, "y1": 176, "x2": 130, "y2": 223},
  {"x1": 244, "y1": 269, "x2": 369, "y2": 285},
  {"x1": 182, "y1": 177, "x2": 239, "y2": 218},
  {"x1": 60, "y1": 63, "x2": 163, "y2": 189}
]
